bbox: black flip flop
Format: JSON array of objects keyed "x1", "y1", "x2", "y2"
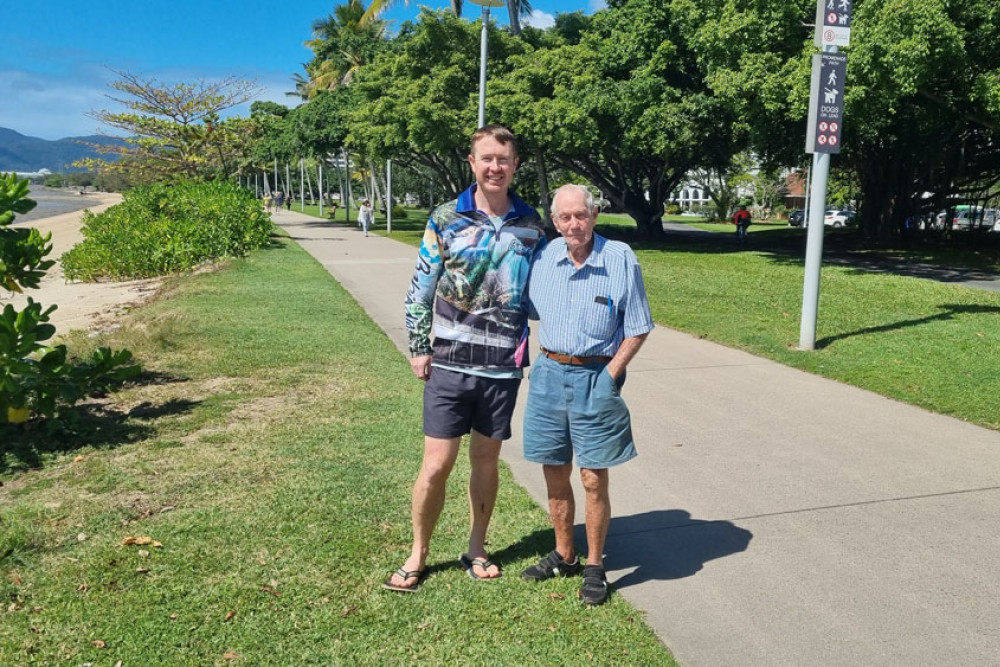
[
  {"x1": 459, "y1": 553, "x2": 502, "y2": 580},
  {"x1": 382, "y1": 566, "x2": 430, "y2": 593}
]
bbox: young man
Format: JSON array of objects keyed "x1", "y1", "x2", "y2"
[
  {"x1": 521, "y1": 184, "x2": 653, "y2": 605},
  {"x1": 383, "y1": 125, "x2": 547, "y2": 593}
]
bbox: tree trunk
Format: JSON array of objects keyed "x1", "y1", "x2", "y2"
[
  {"x1": 534, "y1": 148, "x2": 553, "y2": 233},
  {"x1": 507, "y1": 0, "x2": 521, "y2": 35}
]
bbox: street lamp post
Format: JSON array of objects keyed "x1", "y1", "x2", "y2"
[{"x1": 467, "y1": 0, "x2": 505, "y2": 129}]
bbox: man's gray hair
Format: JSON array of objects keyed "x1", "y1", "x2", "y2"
[{"x1": 551, "y1": 184, "x2": 595, "y2": 217}]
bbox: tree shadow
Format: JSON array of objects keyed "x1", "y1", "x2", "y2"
[
  {"x1": 0, "y1": 371, "x2": 200, "y2": 475},
  {"x1": 815, "y1": 303, "x2": 1000, "y2": 348}
]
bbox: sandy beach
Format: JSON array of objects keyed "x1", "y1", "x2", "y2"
[{"x1": 4, "y1": 192, "x2": 161, "y2": 335}]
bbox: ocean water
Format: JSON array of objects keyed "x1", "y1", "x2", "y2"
[{"x1": 14, "y1": 187, "x2": 99, "y2": 223}]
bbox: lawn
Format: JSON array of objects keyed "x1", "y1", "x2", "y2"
[{"x1": 0, "y1": 234, "x2": 674, "y2": 665}]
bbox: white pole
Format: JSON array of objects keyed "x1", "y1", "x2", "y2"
[
  {"x1": 300, "y1": 159, "x2": 305, "y2": 212},
  {"x1": 478, "y1": 5, "x2": 489, "y2": 128},
  {"x1": 803, "y1": 159, "x2": 814, "y2": 228},
  {"x1": 319, "y1": 163, "x2": 324, "y2": 218},
  {"x1": 286, "y1": 162, "x2": 291, "y2": 206},
  {"x1": 387, "y1": 159, "x2": 392, "y2": 235}
]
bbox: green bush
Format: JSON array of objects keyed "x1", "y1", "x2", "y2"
[
  {"x1": 61, "y1": 180, "x2": 273, "y2": 281},
  {"x1": 0, "y1": 173, "x2": 139, "y2": 424},
  {"x1": 390, "y1": 204, "x2": 408, "y2": 220}
]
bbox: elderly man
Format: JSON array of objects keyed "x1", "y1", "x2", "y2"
[
  {"x1": 383, "y1": 125, "x2": 546, "y2": 593},
  {"x1": 520, "y1": 184, "x2": 653, "y2": 605}
]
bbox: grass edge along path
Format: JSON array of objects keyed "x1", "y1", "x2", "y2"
[{"x1": 0, "y1": 235, "x2": 675, "y2": 665}]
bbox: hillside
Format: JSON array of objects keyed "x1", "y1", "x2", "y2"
[{"x1": 0, "y1": 127, "x2": 125, "y2": 172}]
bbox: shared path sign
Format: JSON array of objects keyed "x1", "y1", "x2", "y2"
[
  {"x1": 815, "y1": 0, "x2": 853, "y2": 47},
  {"x1": 805, "y1": 53, "x2": 847, "y2": 154}
]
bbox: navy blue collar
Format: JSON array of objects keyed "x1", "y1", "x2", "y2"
[{"x1": 456, "y1": 184, "x2": 535, "y2": 220}]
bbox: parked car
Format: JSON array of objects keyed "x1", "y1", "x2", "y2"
[
  {"x1": 823, "y1": 209, "x2": 855, "y2": 227},
  {"x1": 788, "y1": 209, "x2": 805, "y2": 226}
]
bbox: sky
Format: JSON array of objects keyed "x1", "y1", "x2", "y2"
[{"x1": 0, "y1": 0, "x2": 606, "y2": 142}]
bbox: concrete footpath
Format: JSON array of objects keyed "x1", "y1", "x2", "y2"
[{"x1": 275, "y1": 210, "x2": 1000, "y2": 667}]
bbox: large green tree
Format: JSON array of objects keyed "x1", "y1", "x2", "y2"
[
  {"x1": 495, "y1": 0, "x2": 750, "y2": 236},
  {"x1": 347, "y1": 9, "x2": 530, "y2": 197}
]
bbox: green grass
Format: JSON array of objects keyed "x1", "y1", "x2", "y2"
[
  {"x1": 631, "y1": 236, "x2": 1000, "y2": 430},
  {"x1": 0, "y1": 236, "x2": 674, "y2": 665}
]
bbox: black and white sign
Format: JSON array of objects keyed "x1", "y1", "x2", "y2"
[
  {"x1": 815, "y1": 0, "x2": 853, "y2": 47},
  {"x1": 806, "y1": 53, "x2": 847, "y2": 154}
]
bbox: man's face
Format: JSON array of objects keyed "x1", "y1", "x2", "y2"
[
  {"x1": 552, "y1": 189, "x2": 597, "y2": 253},
  {"x1": 468, "y1": 136, "x2": 518, "y2": 197}
]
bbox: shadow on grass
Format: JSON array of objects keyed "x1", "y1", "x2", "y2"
[
  {"x1": 816, "y1": 304, "x2": 1000, "y2": 349},
  {"x1": 0, "y1": 371, "x2": 200, "y2": 475}
]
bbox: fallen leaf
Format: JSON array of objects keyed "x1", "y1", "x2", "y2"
[
  {"x1": 224, "y1": 611, "x2": 236, "y2": 622},
  {"x1": 417, "y1": 621, "x2": 432, "y2": 630},
  {"x1": 170, "y1": 613, "x2": 178, "y2": 620},
  {"x1": 10, "y1": 575, "x2": 22, "y2": 586},
  {"x1": 976, "y1": 332, "x2": 985, "y2": 337},
  {"x1": 122, "y1": 536, "x2": 163, "y2": 548},
  {"x1": 224, "y1": 652, "x2": 239, "y2": 661},
  {"x1": 138, "y1": 550, "x2": 149, "y2": 558},
  {"x1": 547, "y1": 593, "x2": 565, "y2": 600},
  {"x1": 115, "y1": 661, "x2": 123, "y2": 667},
  {"x1": 340, "y1": 605, "x2": 359, "y2": 618},
  {"x1": 135, "y1": 567, "x2": 150, "y2": 575},
  {"x1": 76, "y1": 584, "x2": 90, "y2": 593},
  {"x1": 73, "y1": 455, "x2": 85, "y2": 463},
  {"x1": 160, "y1": 506, "x2": 176, "y2": 514},
  {"x1": 77, "y1": 533, "x2": 88, "y2": 542},
  {"x1": 92, "y1": 640, "x2": 106, "y2": 649},
  {"x1": 549, "y1": 626, "x2": 556, "y2": 632},
  {"x1": 260, "y1": 586, "x2": 281, "y2": 598}
]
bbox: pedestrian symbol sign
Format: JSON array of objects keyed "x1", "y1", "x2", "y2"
[
  {"x1": 815, "y1": 0, "x2": 852, "y2": 47},
  {"x1": 806, "y1": 53, "x2": 847, "y2": 154}
]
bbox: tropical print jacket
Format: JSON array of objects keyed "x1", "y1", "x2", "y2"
[{"x1": 404, "y1": 185, "x2": 546, "y2": 370}]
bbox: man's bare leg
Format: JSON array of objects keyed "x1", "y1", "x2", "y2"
[
  {"x1": 465, "y1": 429, "x2": 502, "y2": 578},
  {"x1": 580, "y1": 467, "x2": 610, "y2": 567},
  {"x1": 543, "y1": 463, "x2": 576, "y2": 563},
  {"x1": 388, "y1": 435, "x2": 460, "y2": 588}
]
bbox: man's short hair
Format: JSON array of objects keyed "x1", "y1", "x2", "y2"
[
  {"x1": 551, "y1": 184, "x2": 596, "y2": 218},
  {"x1": 470, "y1": 125, "x2": 519, "y2": 158}
]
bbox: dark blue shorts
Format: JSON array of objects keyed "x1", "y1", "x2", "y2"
[
  {"x1": 423, "y1": 367, "x2": 521, "y2": 440},
  {"x1": 522, "y1": 354, "x2": 636, "y2": 469}
]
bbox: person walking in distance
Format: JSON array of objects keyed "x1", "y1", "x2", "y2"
[{"x1": 358, "y1": 199, "x2": 374, "y2": 237}]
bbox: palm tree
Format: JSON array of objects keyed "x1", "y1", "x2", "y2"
[{"x1": 290, "y1": 0, "x2": 386, "y2": 99}]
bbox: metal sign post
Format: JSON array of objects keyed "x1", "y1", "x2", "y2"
[{"x1": 799, "y1": 0, "x2": 852, "y2": 350}]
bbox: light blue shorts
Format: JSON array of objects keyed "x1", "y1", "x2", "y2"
[{"x1": 522, "y1": 353, "x2": 636, "y2": 469}]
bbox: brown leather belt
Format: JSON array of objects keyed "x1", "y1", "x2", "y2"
[{"x1": 541, "y1": 347, "x2": 612, "y2": 366}]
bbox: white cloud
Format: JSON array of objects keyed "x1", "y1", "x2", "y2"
[
  {"x1": 524, "y1": 10, "x2": 556, "y2": 29},
  {"x1": 589, "y1": 0, "x2": 607, "y2": 12}
]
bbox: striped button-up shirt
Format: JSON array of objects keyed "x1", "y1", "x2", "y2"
[{"x1": 526, "y1": 233, "x2": 654, "y2": 358}]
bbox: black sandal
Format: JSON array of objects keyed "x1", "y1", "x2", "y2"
[{"x1": 381, "y1": 566, "x2": 430, "y2": 593}]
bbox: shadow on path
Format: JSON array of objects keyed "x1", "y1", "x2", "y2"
[{"x1": 599, "y1": 509, "x2": 753, "y2": 589}]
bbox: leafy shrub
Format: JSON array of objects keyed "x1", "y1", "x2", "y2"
[
  {"x1": 61, "y1": 179, "x2": 272, "y2": 281},
  {"x1": 0, "y1": 173, "x2": 139, "y2": 424},
  {"x1": 390, "y1": 204, "x2": 408, "y2": 220}
]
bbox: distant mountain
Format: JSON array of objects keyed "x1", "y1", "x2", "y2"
[{"x1": 0, "y1": 127, "x2": 125, "y2": 173}]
